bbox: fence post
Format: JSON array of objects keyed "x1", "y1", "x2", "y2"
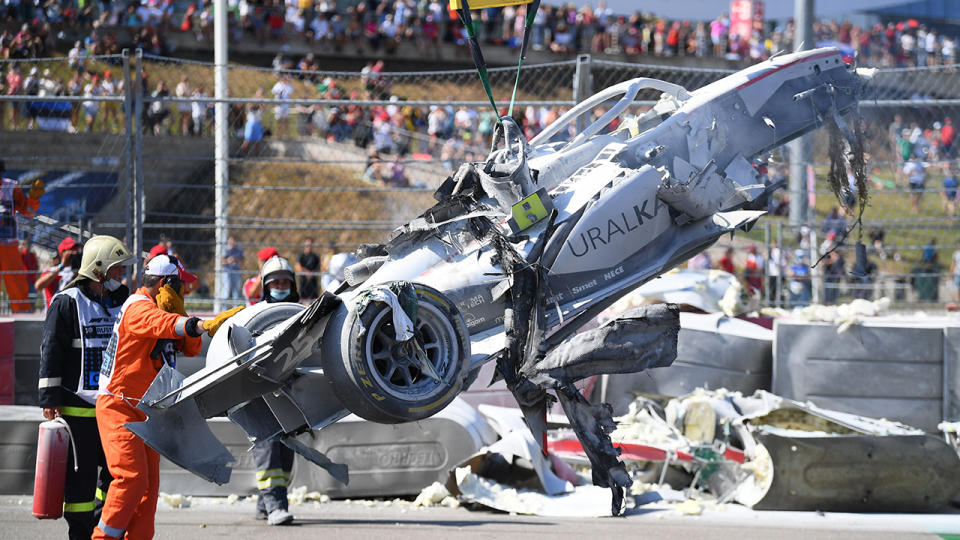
[
  {"x1": 122, "y1": 50, "x2": 133, "y2": 254},
  {"x1": 763, "y1": 223, "x2": 770, "y2": 306},
  {"x1": 573, "y1": 54, "x2": 592, "y2": 133},
  {"x1": 214, "y1": 0, "x2": 230, "y2": 313},
  {"x1": 776, "y1": 221, "x2": 783, "y2": 309},
  {"x1": 133, "y1": 49, "x2": 144, "y2": 285}
]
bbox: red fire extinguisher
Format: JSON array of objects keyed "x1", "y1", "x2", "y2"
[{"x1": 33, "y1": 417, "x2": 75, "y2": 519}]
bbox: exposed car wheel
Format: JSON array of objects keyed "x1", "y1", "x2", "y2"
[{"x1": 321, "y1": 283, "x2": 470, "y2": 423}]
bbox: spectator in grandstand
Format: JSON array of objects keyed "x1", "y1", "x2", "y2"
[
  {"x1": 787, "y1": 249, "x2": 812, "y2": 307},
  {"x1": 943, "y1": 167, "x2": 959, "y2": 217},
  {"x1": 766, "y1": 241, "x2": 785, "y2": 303},
  {"x1": 22, "y1": 66, "x2": 39, "y2": 129},
  {"x1": 718, "y1": 247, "x2": 735, "y2": 276},
  {"x1": 239, "y1": 88, "x2": 265, "y2": 155},
  {"x1": 823, "y1": 249, "x2": 846, "y2": 304},
  {"x1": 819, "y1": 231, "x2": 839, "y2": 257},
  {"x1": 36, "y1": 237, "x2": 82, "y2": 310},
  {"x1": 271, "y1": 74, "x2": 294, "y2": 139},
  {"x1": 67, "y1": 71, "x2": 83, "y2": 131},
  {"x1": 146, "y1": 79, "x2": 171, "y2": 135},
  {"x1": 744, "y1": 244, "x2": 764, "y2": 294},
  {"x1": 67, "y1": 40, "x2": 84, "y2": 69},
  {"x1": 851, "y1": 249, "x2": 878, "y2": 301},
  {"x1": 38, "y1": 69, "x2": 60, "y2": 97},
  {"x1": 101, "y1": 70, "x2": 120, "y2": 131},
  {"x1": 387, "y1": 156, "x2": 409, "y2": 187},
  {"x1": 191, "y1": 85, "x2": 210, "y2": 136},
  {"x1": 821, "y1": 207, "x2": 847, "y2": 236},
  {"x1": 5, "y1": 64, "x2": 22, "y2": 128},
  {"x1": 220, "y1": 235, "x2": 244, "y2": 301},
  {"x1": 911, "y1": 239, "x2": 941, "y2": 302},
  {"x1": 295, "y1": 237, "x2": 320, "y2": 300},
  {"x1": 942, "y1": 116, "x2": 956, "y2": 158},
  {"x1": 904, "y1": 159, "x2": 926, "y2": 214},
  {"x1": 82, "y1": 73, "x2": 102, "y2": 133},
  {"x1": 362, "y1": 149, "x2": 388, "y2": 184},
  {"x1": 175, "y1": 75, "x2": 192, "y2": 136}
]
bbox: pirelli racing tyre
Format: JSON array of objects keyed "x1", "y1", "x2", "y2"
[{"x1": 321, "y1": 283, "x2": 470, "y2": 424}]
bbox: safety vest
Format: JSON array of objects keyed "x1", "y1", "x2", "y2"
[
  {"x1": 51, "y1": 287, "x2": 122, "y2": 405},
  {"x1": 0, "y1": 177, "x2": 18, "y2": 243},
  {"x1": 98, "y1": 293, "x2": 152, "y2": 394}
]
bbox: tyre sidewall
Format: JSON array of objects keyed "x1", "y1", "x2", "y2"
[{"x1": 322, "y1": 284, "x2": 470, "y2": 423}]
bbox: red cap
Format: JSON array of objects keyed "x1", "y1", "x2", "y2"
[
  {"x1": 258, "y1": 247, "x2": 279, "y2": 262},
  {"x1": 149, "y1": 243, "x2": 168, "y2": 258},
  {"x1": 58, "y1": 237, "x2": 79, "y2": 254}
]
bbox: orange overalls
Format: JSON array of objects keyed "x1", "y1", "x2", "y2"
[
  {"x1": 0, "y1": 177, "x2": 40, "y2": 313},
  {"x1": 93, "y1": 288, "x2": 201, "y2": 539}
]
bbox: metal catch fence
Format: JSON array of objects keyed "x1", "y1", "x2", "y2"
[{"x1": 1, "y1": 53, "x2": 959, "y2": 312}]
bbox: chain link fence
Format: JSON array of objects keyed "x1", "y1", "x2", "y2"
[
  {"x1": 0, "y1": 53, "x2": 132, "y2": 313},
  {"x1": 2, "y1": 54, "x2": 959, "y2": 312}
]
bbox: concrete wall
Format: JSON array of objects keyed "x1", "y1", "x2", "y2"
[{"x1": 773, "y1": 317, "x2": 960, "y2": 432}]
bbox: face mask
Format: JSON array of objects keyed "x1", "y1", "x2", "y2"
[
  {"x1": 269, "y1": 288, "x2": 290, "y2": 301},
  {"x1": 103, "y1": 278, "x2": 123, "y2": 292}
]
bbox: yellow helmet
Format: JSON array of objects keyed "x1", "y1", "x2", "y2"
[{"x1": 67, "y1": 235, "x2": 135, "y2": 287}]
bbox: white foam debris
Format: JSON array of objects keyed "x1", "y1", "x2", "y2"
[
  {"x1": 413, "y1": 482, "x2": 451, "y2": 507},
  {"x1": 611, "y1": 401, "x2": 687, "y2": 451},
  {"x1": 763, "y1": 297, "x2": 891, "y2": 332},
  {"x1": 287, "y1": 485, "x2": 329, "y2": 506},
  {"x1": 674, "y1": 499, "x2": 702, "y2": 515},
  {"x1": 158, "y1": 492, "x2": 192, "y2": 509}
]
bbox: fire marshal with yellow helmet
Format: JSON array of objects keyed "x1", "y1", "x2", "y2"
[{"x1": 37, "y1": 235, "x2": 135, "y2": 540}]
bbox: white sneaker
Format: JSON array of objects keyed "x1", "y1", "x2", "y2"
[{"x1": 267, "y1": 509, "x2": 294, "y2": 526}]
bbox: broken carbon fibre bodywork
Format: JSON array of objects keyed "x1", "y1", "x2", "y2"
[{"x1": 126, "y1": 47, "x2": 872, "y2": 514}]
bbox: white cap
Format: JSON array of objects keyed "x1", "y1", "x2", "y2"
[{"x1": 145, "y1": 254, "x2": 197, "y2": 282}]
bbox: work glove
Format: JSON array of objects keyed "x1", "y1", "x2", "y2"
[
  {"x1": 28, "y1": 179, "x2": 45, "y2": 199},
  {"x1": 156, "y1": 283, "x2": 187, "y2": 316},
  {"x1": 202, "y1": 305, "x2": 244, "y2": 337}
]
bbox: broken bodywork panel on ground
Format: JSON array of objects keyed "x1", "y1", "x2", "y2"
[
  {"x1": 458, "y1": 389, "x2": 960, "y2": 516},
  {"x1": 593, "y1": 389, "x2": 960, "y2": 512},
  {"x1": 127, "y1": 48, "x2": 872, "y2": 514}
]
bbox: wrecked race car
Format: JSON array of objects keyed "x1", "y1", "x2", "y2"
[{"x1": 126, "y1": 47, "x2": 872, "y2": 515}]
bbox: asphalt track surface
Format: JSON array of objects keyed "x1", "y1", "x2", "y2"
[{"x1": 3, "y1": 496, "x2": 960, "y2": 539}]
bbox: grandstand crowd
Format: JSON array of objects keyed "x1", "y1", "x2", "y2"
[{"x1": 2, "y1": 0, "x2": 960, "y2": 67}]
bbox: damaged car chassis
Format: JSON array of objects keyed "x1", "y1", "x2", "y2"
[{"x1": 127, "y1": 47, "x2": 873, "y2": 515}]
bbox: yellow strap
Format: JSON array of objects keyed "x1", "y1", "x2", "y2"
[
  {"x1": 257, "y1": 477, "x2": 290, "y2": 490},
  {"x1": 255, "y1": 468, "x2": 289, "y2": 481},
  {"x1": 95, "y1": 488, "x2": 106, "y2": 501},
  {"x1": 61, "y1": 406, "x2": 96, "y2": 418},
  {"x1": 64, "y1": 500, "x2": 96, "y2": 513}
]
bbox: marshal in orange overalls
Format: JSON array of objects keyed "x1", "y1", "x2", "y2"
[{"x1": 92, "y1": 288, "x2": 201, "y2": 539}]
